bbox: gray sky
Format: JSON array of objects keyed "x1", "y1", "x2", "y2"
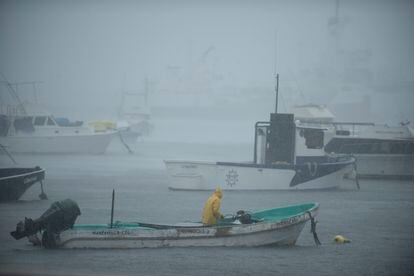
[{"x1": 1, "y1": 0, "x2": 413, "y2": 123}]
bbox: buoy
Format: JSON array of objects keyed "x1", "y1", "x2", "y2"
[{"x1": 334, "y1": 235, "x2": 351, "y2": 244}]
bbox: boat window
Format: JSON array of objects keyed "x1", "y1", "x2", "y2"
[
  {"x1": 370, "y1": 143, "x2": 380, "y2": 153},
  {"x1": 406, "y1": 142, "x2": 414, "y2": 154},
  {"x1": 379, "y1": 142, "x2": 390, "y2": 154},
  {"x1": 336, "y1": 130, "x2": 350, "y2": 136},
  {"x1": 13, "y1": 117, "x2": 34, "y2": 133},
  {"x1": 47, "y1": 117, "x2": 56, "y2": 126},
  {"x1": 34, "y1": 116, "x2": 47, "y2": 126},
  {"x1": 0, "y1": 115, "x2": 10, "y2": 136},
  {"x1": 359, "y1": 143, "x2": 373, "y2": 154},
  {"x1": 326, "y1": 138, "x2": 414, "y2": 154},
  {"x1": 303, "y1": 128, "x2": 324, "y2": 149},
  {"x1": 390, "y1": 142, "x2": 404, "y2": 154}
]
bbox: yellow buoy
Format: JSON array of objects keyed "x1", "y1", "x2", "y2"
[{"x1": 334, "y1": 235, "x2": 351, "y2": 244}]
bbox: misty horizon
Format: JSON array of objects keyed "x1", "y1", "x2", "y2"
[{"x1": 1, "y1": 0, "x2": 413, "y2": 124}]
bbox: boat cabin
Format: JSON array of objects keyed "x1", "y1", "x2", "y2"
[
  {"x1": 0, "y1": 114, "x2": 87, "y2": 136},
  {"x1": 253, "y1": 113, "x2": 332, "y2": 166}
]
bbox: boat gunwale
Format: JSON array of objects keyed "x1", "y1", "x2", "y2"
[
  {"x1": 165, "y1": 158, "x2": 354, "y2": 170},
  {"x1": 70, "y1": 203, "x2": 319, "y2": 232},
  {"x1": 0, "y1": 168, "x2": 45, "y2": 181},
  {"x1": 4, "y1": 131, "x2": 118, "y2": 138}
]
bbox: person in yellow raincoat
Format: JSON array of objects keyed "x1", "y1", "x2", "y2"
[{"x1": 202, "y1": 187, "x2": 224, "y2": 226}]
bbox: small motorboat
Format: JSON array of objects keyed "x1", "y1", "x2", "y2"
[{"x1": 10, "y1": 199, "x2": 320, "y2": 249}]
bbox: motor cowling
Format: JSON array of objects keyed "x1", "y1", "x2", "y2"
[{"x1": 10, "y1": 199, "x2": 81, "y2": 248}]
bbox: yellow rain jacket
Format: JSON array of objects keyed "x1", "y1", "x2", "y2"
[{"x1": 202, "y1": 188, "x2": 223, "y2": 225}]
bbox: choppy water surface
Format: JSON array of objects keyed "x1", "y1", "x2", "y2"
[{"x1": 1, "y1": 140, "x2": 413, "y2": 276}]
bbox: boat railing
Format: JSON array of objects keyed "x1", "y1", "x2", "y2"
[
  {"x1": 333, "y1": 122, "x2": 375, "y2": 136},
  {"x1": 0, "y1": 104, "x2": 22, "y2": 117}
]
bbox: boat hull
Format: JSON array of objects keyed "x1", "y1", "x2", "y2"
[
  {"x1": 0, "y1": 132, "x2": 115, "y2": 154},
  {"x1": 0, "y1": 167, "x2": 45, "y2": 201},
  {"x1": 57, "y1": 204, "x2": 318, "y2": 249},
  {"x1": 353, "y1": 154, "x2": 414, "y2": 179},
  {"x1": 164, "y1": 157, "x2": 354, "y2": 190}
]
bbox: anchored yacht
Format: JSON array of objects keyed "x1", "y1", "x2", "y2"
[
  {"x1": 0, "y1": 111, "x2": 116, "y2": 154},
  {"x1": 293, "y1": 105, "x2": 414, "y2": 179}
]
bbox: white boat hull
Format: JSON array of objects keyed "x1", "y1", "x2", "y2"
[
  {"x1": 164, "y1": 159, "x2": 354, "y2": 190},
  {"x1": 58, "y1": 208, "x2": 317, "y2": 249},
  {"x1": 0, "y1": 132, "x2": 116, "y2": 154},
  {"x1": 354, "y1": 154, "x2": 414, "y2": 179}
]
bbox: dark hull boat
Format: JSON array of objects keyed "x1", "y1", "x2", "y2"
[{"x1": 0, "y1": 166, "x2": 45, "y2": 202}]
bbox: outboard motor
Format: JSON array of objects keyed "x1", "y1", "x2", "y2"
[{"x1": 10, "y1": 199, "x2": 81, "y2": 248}]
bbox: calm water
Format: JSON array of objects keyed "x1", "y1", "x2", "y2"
[{"x1": 1, "y1": 139, "x2": 413, "y2": 276}]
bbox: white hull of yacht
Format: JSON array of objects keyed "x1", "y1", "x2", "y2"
[
  {"x1": 354, "y1": 154, "x2": 414, "y2": 179},
  {"x1": 0, "y1": 132, "x2": 116, "y2": 154},
  {"x1": 164, "y1": 160, "x2": 353, "y2": 190}
]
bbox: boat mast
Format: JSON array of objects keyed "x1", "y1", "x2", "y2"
[
  {"x1": 275, "y1": 74, "x2": 279, "y2": 114},
  {"x1": 274, "y1": 29, "x2": 280, "y2": 114},
  {"x1": 0, "y1": 72, "x2": 27, "y2": 115},
  {"x1": 110, "y1": 189, "x2": 115, "y2": 228}
]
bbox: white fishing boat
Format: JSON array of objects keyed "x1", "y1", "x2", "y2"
[
  {"x1": 0, "y1": 112, "x2": 116, "y2": 154},
  {"x1": 10, "y1": 199, "x2": 320, "y2": 249},
  {"x1": 165, "y1": 112, "x2": 356, "y2": 190},
  {"x1": 293, "y1": 104, "x2": 414, "y2": 179},
  {"x1": 165, "y1": 74, "x2": 358, "y2": 190}
]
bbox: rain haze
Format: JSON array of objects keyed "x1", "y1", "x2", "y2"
[{"x1": 0, "y1": 0, "x2": 413, "y2": 276}]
